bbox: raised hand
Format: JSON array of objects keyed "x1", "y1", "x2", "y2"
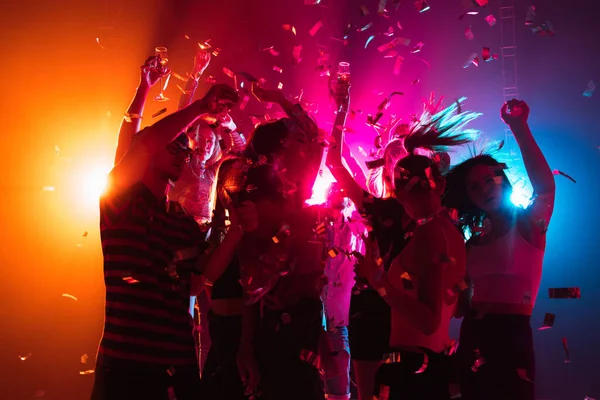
[
  {"x1": 501, "y1": 99, "x2": 530, "y2": 127},
  {"x1": 192, "y1": 49, "x2": 211, "y2": 78},
  {"x1": 139, "y1": 56, "x2": 170, "y2": 90}
]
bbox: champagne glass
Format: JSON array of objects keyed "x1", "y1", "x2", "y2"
[
  {"x1": 154, "y1": 46, "x2": 169, "y2": 102},
  {"x1": 337, "y1": 61, "x2": 350, "y2": 83}
]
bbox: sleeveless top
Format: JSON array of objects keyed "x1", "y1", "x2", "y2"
[
  {"x1": 388, "y1": 225, "x2": 457, "y2": 354},
  {"x1": 467, "y1": 224, "x2": 545, "y2": 308},
  {"x1": 168, "y1": 160, "x2": 217, "y2": 225}
]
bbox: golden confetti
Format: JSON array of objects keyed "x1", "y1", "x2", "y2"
[
  {"x1": 184, "y1": 34, "x2": 190, "y2": 39},
  {"x1": 292, "y1": 26, "x2": 297, "y2": 35},
  {"x1": 152, "y1": 108, "x2": 167, "y2": 118},
  {"x1": 80, "y1": 353, "x2": 88, "y2": 364},
  {"x1": 106, "y1": 110, "x2": 112, "y2": 118},
  {"x1": 82, "y1": 231, "x2": 88, "y2": 237},
  {"x1": 277, "y1": 82, "x2": 283, "y2": 90},
  {"x1": 79, "y1": 370, "x2": 95, "y2": 375},
  {"x1": 211, "y1": 48, "x2": 221, "y2": 57},
  {"x1": 95, "y1": 38, "x2": 105, "y2": 50},
  {"x1": 61, "y1": 293, "x2": 78, "y2": 301},
  {"x1": 19, "y1": 352, "x2": 32, "y2": 361},
  {"x1": 42, "y1": 186, "x2": 55, "y2": 192}
]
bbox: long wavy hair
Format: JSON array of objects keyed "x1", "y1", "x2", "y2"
[
  {"x1": 442, "y1": 154, "x2": 513, "y2": 237},
  {"x1": 392, "y1": 97, "x2": 481, "y2": 192}
]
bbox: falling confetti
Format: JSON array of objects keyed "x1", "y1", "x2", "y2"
[
  {"x1": 309, "y1": 20, "x2": 323, "y2": 36},
  {"x1": 360, "y1": 4, "x2": 369, "y2": 16},
  {"x1": 465, "y1": 26, "x2": 474, "y2": 40},
  {"x1": 482, "y1": 47, "x2": 498, "y2": 62},
  {"x1": 583, "y1": 80, "x2": 596, "y2": 97},
  {"x1": 471, "y1": 349, "x2": 486, "y2": 372},
  {"x1": 549, "y1": 287, "x2": 581, "y2": 299},
  {"x1": 79, "y1": 370, "x2": 95, "y2": 375},
  {"x1": 273, "y1": 66, "x2": 283, "y2": 73},
  {"x1": 293, "y1": 45, "x2": 303, "y2": 64},
  {"x1": 106, "y1": 110, "x2": 112, "y2": 118},
  {"x1": 414, "y1": 0, "x2": 430, "y2": 13},
  {"x1": 485, "y1": 14, "x2": 497, "y2": 26},
  {"x1": 184, "y1": 34, "x2": 190, "y2": 39},
  {"x1": 19, "y1": 353, "x2": 32, "y2": 361},
  {"x1": 411, "y1": 42, "x2": 424, "y2": 53},
  {"x1": 152, "y1": 108, "x2": 167, "y2": 118},
  {"x1": 82, "y1": 231, "x2": 88, "y2": 237},
  {"x1": 239, "y1": 95, "x2": 250, "y2": 111},
  {"x1": 552, "y1": 169, "x2": 576, "y2": 183},
  {"x1": 124, "y1": 113, "x2": 142, "y2": 123},
  {"x1": 383, "y1": 26, "x2": 394, "y2": 36},
  {"x1": 525, "y1": 5, "x2": 536, "y2": 25},
  {"x1": 43, "y1": 186, "x2": 55, "y2": 192},
  {"x1": 463, "y1": 53, "x2": 479, "y2": 68},
  {"x1": 61, "y1": 293, "x2": 78, "y2": 301},
  {"x1": 359, "y1": 22, "x2": 373, "y2": 32},
  {"x1": 538, "y1": 313, "x2": 555, "y2": 330},
  {"x1": 277, "y1": 82, "x2": 283, "y2": 90},
  {"x1": 223, "y1": 67, "x2": 235, "y2": 78},
  {"x1": 365, "y1": 35, "x2": 376, "y2": 49},
  {"x1": 95, "y1": 38, "x2": 105, "y2": 49}
]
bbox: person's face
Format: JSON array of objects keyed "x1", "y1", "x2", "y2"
[
  {"x1": 393, "y1": 166, "x2": 445, "y2": 220},
  {"x1": 156, "y1": 140, "x2": 191, "y2": 182},
  {"x1": 192, "y1": 127, "x2": 217, "y2": 162},
  {"x1": 465, "y1": 164, "x2": 506, "y2": 212},
  {"x1": 212, "y1": 100, "x2": 235, "y2": 122}
]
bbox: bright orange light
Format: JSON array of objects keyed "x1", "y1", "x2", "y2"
[{"x1": 79, "y1": 163, "x2": 111, "y2": 207}]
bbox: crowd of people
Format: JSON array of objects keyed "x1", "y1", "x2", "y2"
[{"x1": 90, "y1": 49, "x2": 555, "y2": 400}]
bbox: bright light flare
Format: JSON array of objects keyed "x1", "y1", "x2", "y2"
[
  {"x1": 306, "y1": 170, "x2": 335, "y2": 206},
  {"x1": 78, "y1": 163, "x2": 111, "y2": 206}
]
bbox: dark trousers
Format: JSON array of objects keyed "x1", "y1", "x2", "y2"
[
  {"x1": 201, "y1": 311, "x2": 248, "y2": 400},
  {"x1": 255, "y1": 297, "x2": 325, "y2": 400},
  {"x1": 90, "y1": 363, "x2": 201, "y2": 400},
  {"x1": 457, "y1": 310, "x2": 535, "y2": 400},
  {"x1": 348, "y1": 288, "x2": 391, "y2": 361},
  {"x1": 373, "y1": 350, "x2": 450, "y2": 400}
]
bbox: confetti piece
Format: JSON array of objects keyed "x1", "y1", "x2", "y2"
[
  {"x1": 365, "y1": 35, "x2": 376, "y2": 49},
  {"x1": 392, "y1": 55, "x2": 404, "y2": 75},
  {"x1": 167, "y1": 366, "x2": 176, "y2": 376},
  {"x1": 152, "y1": 108, "x2": 167, "y2": 118},
  {"x1": 43, "y1": 186, "x2": 55, "y2": 192},
  {"x1": 359, "y1": 22, "x2": 373, "y2": 32},
  {"x1": 378, "y1": 0, "x2": 388, "y2": 14},
  {"x1": 328, "y1": 248, "x2": 339, "y2": 258},
  {"x1": 411, "y1": 41, "x2": 424, "y2": 53},
  {"x1": 562, "y1": 337, "x2": 570, "y2": 363},
  {"x1": 95, "y1": 38, "x2": 105, "y2": 49},
  {"x1": 463, "y1": 53, "x2": 479, "y2": 68},
  {"x1": 376, "y1": 286, "x2": 387, "y2": 297},
  {"x1": 471, "y1": 349, "x2": 486, "y2": 372},
  {"x1": 465, "y1": 26, "x2": 474, "y2": 40},
  {"x1": 61, "y1": 293, "x2": 78, "y2": 301},
  {"x1": 482, "y1": 47, "x2": 498, "y2": 62},
  {"x1": 384, "y1": 50, "x2": 398, "y2": 58},
  {"x1": 106, "y1": 110, "x2": 112, "y2": 118},
  {"x1": 239, "y1": 95, "x2": 250, "y2": 111},
  {"x1": 414, "y1": 0, "x2": 430, "y2": 13},
  {"x1": 309, "y1": 20, "x2": 323, "y2": 36},
  {"x1": 223, "y1": 67, "x2": 235, "y2": 78},
  {"x1": 211, "y1": 48, "x2": 221, "y2": 57},
  {"x1": 273, "y1": 66, "x2": 283, "y2": 73},
  {"x1": 517, "y1": 368, "x2": 534, "y2": 383},
  {"x1": 583, "y1": 80, "x2": 596, "y2": 97},
  {"x1": 360, "y1": 5, "x2": 369, "y2": 16},
  {"x1": 79, "y1": 370, "x2": 95, "y2": 375},
  {"x1": 122, "y1": 276, "x2": 140, "y2": 284},
  {"x1": 184, "y1": 34, "x2": 190, "y2": 40},
  {"x1": 485, "y1": 14, "x2": 497, "y2": 26},
  {"x1": 549, "y1": 287, "x2": 581, "y2": 299},
  {"x1": 383, "y1": 26, "x2": 394, "y2": 37},
  {"x1": 81, "y1": 354, "x2": 88, "y2": 364},
  {"x1": 124, "y1": 113, "x2": 142, "y2": 123},
  {"x1": 378, "y1": 37, "x2": 410, "y2": 52},
  {"x1": 531, "y1": 21, "x2": 554, "y2": 36},
  {"x1": 414, "y1": 353, "x2": 429, "y2": 374},
  {"x1": 277, "y1": 82, "x2": 283, "y2": 90},
  {"x1": 304, "y1": 0, "x2": 321, "y2": 4},
  {"x1": 538, "y1": 313, "x2": 555, "y2": 330},
  {"x1": 269, "y1": 48, "x2": 280, "y2": 57},
  {"x1": 411, "y1": 78, "x2": 420, "y2": 85},
  {"x1": 292, "y1": 45, "x2": 303, "y2": 64},
  {"x1": 584, "y1": 397, "x2": 597, "y2": 400},
  {"x1": 19, "y1": 353, "x2": 32, "y2": 361},
  {"x1": 552, "y1": 169, "x2": 576, "y2": 183},
  {"x1": 525, "y1": 6, "x2": 536, "y2": 26},
  {"x1": 358, "y1": 146, "x2": 368, "y2": 157}
]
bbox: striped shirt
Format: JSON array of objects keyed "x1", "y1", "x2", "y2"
[{"x1": 98, "y1": 181, "x2": 207, "y2": 369}]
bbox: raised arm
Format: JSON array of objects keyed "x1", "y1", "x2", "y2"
[
  {"x1": 114, "y1": 56, "x2": 169, "y2": 165},
  {"x1": 501, "y1": 100, "x2": 555, "y2": 222},
  {"x1": 325, "y1": 81, "x2": 365, "y2": 207},
  {"x1": 177, "y1": 49, "x2": 211, "y2": 110},
  {"x1": 111, "y1": 84, "x2": 238, "y2": 189}
]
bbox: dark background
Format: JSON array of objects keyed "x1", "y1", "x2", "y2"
[{"x1": 0, "y1": 0, "x2": 598, "y2": 398}]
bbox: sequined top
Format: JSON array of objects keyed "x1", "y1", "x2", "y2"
[{"x1": 168, "y1": 159, "x2": 218, "y2": 225}]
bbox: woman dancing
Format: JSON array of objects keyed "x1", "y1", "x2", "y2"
[{"x1": 444, "y1": 100, "x2": 555, "y2": 400}]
